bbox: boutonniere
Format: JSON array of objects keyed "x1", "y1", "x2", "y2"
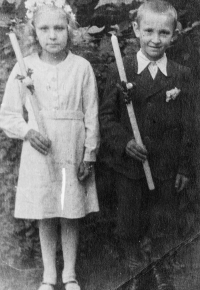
[{"x1": 166, "y1": 87, "x2": 181, "y2": 102}]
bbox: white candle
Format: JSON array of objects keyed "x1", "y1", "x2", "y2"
[
  {"x1": 111, "y1": 34, "x2": 155, "y2": 190},
  {"x1": 9, "y1": 32, "x2": 27, "y2": 77},
  {"x1": 111, "y1": 34, "x2": 127, "y2": 83}
]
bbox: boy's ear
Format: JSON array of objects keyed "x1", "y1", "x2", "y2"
[
  {"x1": 171, "y1": 28, "x2": 179, "y2": 43},
  {"x1": 171, "y1": 21, "x2": 181, "y2": 43},
  {"x1": 132, "y1": 21, "x2": 140, "y2": 37}
]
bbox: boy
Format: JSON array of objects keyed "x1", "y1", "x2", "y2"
[{"x1": 99, "y1": 0, "x2": 194, "y2": 267}]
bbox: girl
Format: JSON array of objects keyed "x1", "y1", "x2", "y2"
[{"x1": 0, "y1": 1, "x2": 100, "y2": 290}]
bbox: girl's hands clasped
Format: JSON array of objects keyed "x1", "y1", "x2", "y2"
[
  {"x1": 77, "y1": 161, "x2": 93, "y2": 182},
  {"x1": 25, "y1": 129, "x2": 51, "y2": 155}
]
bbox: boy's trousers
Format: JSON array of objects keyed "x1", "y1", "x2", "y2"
[{"x1": 113, "y1": 171, "x2": 179, "y2": 242}]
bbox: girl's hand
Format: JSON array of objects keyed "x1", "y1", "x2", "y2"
[
  {"x1": 77, "y1": 161, "x2": 93, "y2": 182},
  {"x1": 175, "y1": 174, "x2": 189, "y2": 192},
  {"x1": 25, "y1": 129, "x2": 51, "y2": 155}
]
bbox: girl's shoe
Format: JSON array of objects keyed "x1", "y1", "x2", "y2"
[
  {"x1": 38, "y1": 283, "x2": 55, "y2": 290},
  {"x1": 64, "y1": 280, "x2": 80, "y2": 290}
]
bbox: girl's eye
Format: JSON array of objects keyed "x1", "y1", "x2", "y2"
[
  {"x1": 40, "y1": 26, "x2": 48, "y2": 31},
  {"x1": 55, "y1": 26, "x2": 65, "y2": 31}
]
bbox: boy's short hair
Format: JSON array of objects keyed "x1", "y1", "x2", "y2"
[{"x1": 136, "y1": 0, "x2": 177, "y2": 30}]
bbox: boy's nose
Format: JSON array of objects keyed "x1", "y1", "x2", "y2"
[{"x1": 152, "y1": 33, "x2": 160, "y2": 44}]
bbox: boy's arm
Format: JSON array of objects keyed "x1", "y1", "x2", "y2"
[
  {"x1": 99, "y1": 64, "x2": 133, "y2": 156},
  {"x1": 177, "y1": 67, "x2": 196, "y2": 178}
]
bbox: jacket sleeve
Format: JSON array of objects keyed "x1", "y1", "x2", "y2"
[
  {"x1": 0, "y1": 63, "x2": 30, "y2": 140},
  {"x1": 99, "y1": 64, "x2": 133, "y2": 156},
  {"x1": 82, "y1": 63, "x2": 100, "y2": 162},
  {"x1": 178, "y1": 68, "x2": 196, "y2": 177}
]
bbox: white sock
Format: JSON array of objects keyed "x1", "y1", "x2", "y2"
[
  {"x1": 61, "y1": 218, "x2": 79, "y2": 283},
  {"x1": 39, "y1": 218, "x2": 58, "y2": 285}
]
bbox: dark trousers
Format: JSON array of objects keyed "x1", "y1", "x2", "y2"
[{"x1": 114, "y1": 171, "x2": 178, "y2": 242}]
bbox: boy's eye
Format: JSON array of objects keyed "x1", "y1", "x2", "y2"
[
  {"x1": 160, "y1": 30, "x2": 170, "y2": 36},
  {"x1": 145, "y1": 29, "x2": 153, "y2": 33}
]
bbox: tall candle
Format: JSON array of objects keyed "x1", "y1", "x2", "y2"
[
  {"x1": 111, "y1": 34, "x2": 155, "y2": 190},
  {"x1": 111, "y1": 34, "x2": 127, "y2": 82},
  {"x1": 9, "y1": 32, "x2": 27, "y2": 77}
]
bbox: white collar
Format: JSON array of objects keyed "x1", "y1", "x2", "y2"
[{"x1": 137, "y1": 49, "x2": 167, "y2": 76}]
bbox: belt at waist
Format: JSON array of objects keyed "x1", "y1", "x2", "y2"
[{"x1": 30, "y1": 110, "x2": 84, "y2": 120}]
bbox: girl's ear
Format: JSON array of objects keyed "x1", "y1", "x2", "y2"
[{"x1": 132, "y1": 21, "x2": 140, "y2": 37}]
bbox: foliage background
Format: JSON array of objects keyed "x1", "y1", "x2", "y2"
[{"x1": 0, "y1": 0, "x2": 200, "y2": 268}]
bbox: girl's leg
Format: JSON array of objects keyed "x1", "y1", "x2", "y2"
[
  {"x1": 39, "y1": 218, "x2": 58, "y2": 285},
  {"x1": 60, "y1": 218, "x2": 79, "y2": 283}
]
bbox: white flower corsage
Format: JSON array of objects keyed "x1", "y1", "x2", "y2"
[
  {"x1": 166, "y1": 87, "x2": 181, "y2": 102},
  {"x1": 16, "y1": 68, "x2": 34, "y2": 94}
]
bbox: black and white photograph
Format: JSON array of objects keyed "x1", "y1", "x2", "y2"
[{"x1": 1, "y1": 0, "x2": 200, "y2": 289}]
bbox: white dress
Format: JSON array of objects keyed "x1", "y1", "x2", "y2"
[{"x1": 0, "y1": 51, "x2": 100, "y2": 219}]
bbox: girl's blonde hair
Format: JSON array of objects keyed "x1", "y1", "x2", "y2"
[{"x1": 136, "y1": 0, "x2": 178, "y2": 30}]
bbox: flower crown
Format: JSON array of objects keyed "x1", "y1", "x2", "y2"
[{"x1": 24, "y1": 0, "x2": 76, "y2": 21}]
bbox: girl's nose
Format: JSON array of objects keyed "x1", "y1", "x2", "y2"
[{"x1": 49, "y1": 29, "x2": 56, "y2": 39}]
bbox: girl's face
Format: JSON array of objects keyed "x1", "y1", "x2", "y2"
[{"x1": 34, "y1": 7, "x2": 68, "y2": 62}]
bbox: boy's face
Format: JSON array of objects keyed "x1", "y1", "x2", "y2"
[{"x1": 133, "y1": 11, "x2": 175, "y2": 61}]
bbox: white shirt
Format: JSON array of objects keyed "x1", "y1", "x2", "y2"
[{"x1": 137, "y1": 49, "x2": 167, "y2": 79}]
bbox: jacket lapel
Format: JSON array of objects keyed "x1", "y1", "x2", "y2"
[{"x1": 124, "y1": 55, "x2": 175, "y2": 101}]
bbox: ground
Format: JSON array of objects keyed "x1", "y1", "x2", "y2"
[{"x1": 1, "y1": 228, "x2": 200, "y2": 290}]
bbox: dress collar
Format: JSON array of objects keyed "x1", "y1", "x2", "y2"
[{"x1": 34, "y1": 50, "x2": 72, "y2": 71}]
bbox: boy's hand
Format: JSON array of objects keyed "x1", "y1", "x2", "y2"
[
  {"x1": 77, "y1": 161, "x2": 93, "y2": 182},
  {"x1": 25, "y1": 129, "x2": 51, "y2": 155},
  {"x1": 126, "y1": 139, "x2": 148, "y2": 162},
  {"x1": 175, "y1": 174, "x2": 189, "y2": 192}
]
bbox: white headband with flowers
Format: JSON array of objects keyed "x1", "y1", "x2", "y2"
[{"x1": 24, "y1": 0, "x2": 76, "y2": 21}]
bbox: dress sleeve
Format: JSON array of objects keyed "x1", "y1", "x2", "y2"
[
  {"x1": 82, "y1": 63, "x2": 100, "y2": 162},
  {"x1": 0, "y1": 63, "x2": 30, "y2": 140}
]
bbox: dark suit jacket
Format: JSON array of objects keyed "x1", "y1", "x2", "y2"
[{"x1": 99, "y1": 55, "x2": 195, "y2": 180}]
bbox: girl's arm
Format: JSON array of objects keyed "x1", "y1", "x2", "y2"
[
  {"x1": 82, "y1": 63, "x2": 100, "y2": 162},
  {"x1": 77, "y1": 63, "x2": 99, "y2": 182},
  {"x1": 0, "y1": 63, "x2": 30, "y2": 140}
]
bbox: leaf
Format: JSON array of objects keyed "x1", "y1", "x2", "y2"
[
  {"x1": 0, "y1": 20, "x2": 8, "y2": 28},
  {"x1": 192, "y1": 21, "x2": 200, "y2": 28},
  {"x1": 87, "y1": 25, "x2": 105, "y2": 34},
  {"x1": 95, "y1": 0, "x2": 133, "y2": 9}
]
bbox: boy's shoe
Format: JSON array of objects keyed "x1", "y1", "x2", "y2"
[
  {"x1": 64, "y1": 280, "x2": 80, "y2": 290},
  {"x1": 120, "y1": 239, "x2": 145, "y2": 272}
]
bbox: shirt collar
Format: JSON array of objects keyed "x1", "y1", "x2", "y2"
[{"x1": 137, "y1": 49, "x2": 167, "y2": 76}]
